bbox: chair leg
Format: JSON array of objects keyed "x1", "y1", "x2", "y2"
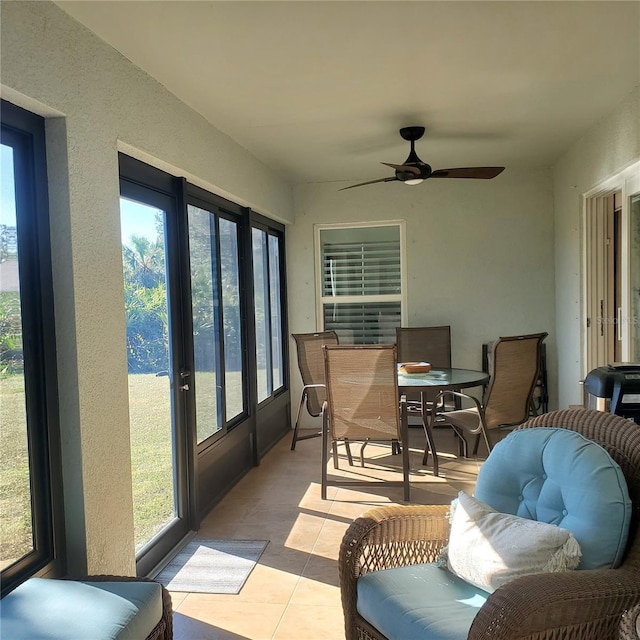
[
  {"x1": 391, "y1": 439, "x2": 400, "y2": 455},
  {"x1": 421, "y1": 421, "x2": 439, "y2": 477},
  {"x1": 453, "y1": 427, "x2": 469, "y2": 458},
  {"x1": 344, "y1": 440, "x2": 354, "y2": 466},
  {"x1": 290, "y1": 391, "x2": 307, "y2": 450},
  {"x1": 472, "y1": 434, "x2": 481, "y2": 456},
  {"x1": 332, "y1": 442, "x2": 339, "y2": 469},
  {"x1": 321, "y1": 412, "x2": 329, "y2": 500},
  {"x1": 359, "y1": 441, "x2": 367, "y2": 467},
  {"x1": 402, "y1": 437, "x2": 410, "y2": 502}
]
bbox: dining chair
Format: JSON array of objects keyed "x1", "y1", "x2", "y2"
[
  {"x1": 395, "y1": 325, "x2": 456, "y2": 459},
  {"x1": 396, "y1": 325, "x2": 452, "y2": 369},
  {"x1": 396, "y1": 325, "x2": 453, "y2": 408},
  {"x1": 290, "y1": 331, "x2": 339, "y2": 450},
  {"x1": 321, "y1": 344, "x2": 410, "y2": 501},
  {"x1": 431, "y1": 332, "x2": 548, "y2": 456}
]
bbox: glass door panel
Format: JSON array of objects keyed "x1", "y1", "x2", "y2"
[
  {"x1": 252, "y1": 228, "x2": 270, "y2": 402},
  {"x1": 120, "y1": 197, "x2": 177, "y2": 552},
  {"x1": 219, "y1": 218, "x2": 244, "y2": 420},
  {"x1": 268, "y1": 234, "x2": 283, "y2": 390},
  {"x1": 187, "y1": 205, "x2": 221, "y2": 443},
  {"x1": 0, "y1": 143, "x2": 32, "y2": 568}
]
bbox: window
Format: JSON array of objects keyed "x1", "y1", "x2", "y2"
[
  {"x1": 252, "y1": 220, "x2": 286, "y2": 403},
  {"x1": 0, "y1": 101, "x2": 61, "y2": 595},
  {"x1": 186, "y1": 200, "x2": 246, "y2": 442},
  {"x1": 316, "y1": 222, "x2": 405, "y2": 343}
]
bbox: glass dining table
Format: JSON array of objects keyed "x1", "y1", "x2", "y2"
[{"x1": 397, "y1": 367, "x2": 490, "y2": 477}]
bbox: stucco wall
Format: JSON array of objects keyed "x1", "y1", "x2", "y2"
[
  {"x1": 1, "y1": 0, "x2": 292, "y2": 575},
  {"x1": 289, "y1": 168, "x2": 556, "y2": 424},
  {"x1": 553, "y1": 86, "x2": 640, "y2": 408}
]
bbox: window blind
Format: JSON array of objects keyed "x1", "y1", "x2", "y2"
[{"x1": 322, "y1": 240, "x2": 401, "y2": 297}]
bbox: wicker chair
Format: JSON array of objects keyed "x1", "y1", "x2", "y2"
[
  {"x1": 321, "y1": 344, "x2": 410, "y2": 501},
  {"x1": 432, "y1": 332, "x2": 547, "y2": 456},
  {"x1": 78, "y1": 575, "x2": 173, "y2": 640},
  {"x1": 290, "y1": 331, "x2": 339, "y2": 450},
  {"x1": 339, "y1": 409, "x2": 640, "y2": 640},
  {"x1": 619, "y1": 603, "x2": 640, "y2": 640}
]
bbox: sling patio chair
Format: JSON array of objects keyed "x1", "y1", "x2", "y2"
[
  {"x1": 431, "y1": 332, "x2": 547, "y2": 456},
  {"x1": 321, "y1": 344, "x2": 410, "y2": 501},
  {"x1": 290, "y1": 330, "x2": 339, "y2": 450}
]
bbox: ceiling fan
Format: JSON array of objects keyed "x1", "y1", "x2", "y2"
[{"x1": 340, "y1": 126, "x2": 505, "y2": 190}]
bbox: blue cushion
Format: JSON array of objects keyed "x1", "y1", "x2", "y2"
[
  {"x1": 357, "y1": 563, "x2": 488, "y2": 640},
  {"x1": 474, "y1": 427, "x2": 632, "y2": 569},
  {"x1": 0, "y1": 578, "x2": 163, "y2": 640}
]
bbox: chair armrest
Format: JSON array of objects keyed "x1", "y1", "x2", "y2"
[
  {"x1": 339, "y1": 505, "x2": 451, "y2": 640},
  {"x1": 431, "y1": 390, "x2": 483, "y2": 415},
  {"x1": 469, "y1": 567, "x2": 639, "y2": 640}
]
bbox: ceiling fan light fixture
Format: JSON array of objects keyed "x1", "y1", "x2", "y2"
[{"x1": 339, "y1": 126, "x2": 505, "y2": 191}]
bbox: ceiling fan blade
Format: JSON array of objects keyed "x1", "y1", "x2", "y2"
[
  {"x1": 430, "y1": 167, "x2": 505, "y2": 179},
  {"x1": 381, "y1": 162, "x2": 421, "y2": 176},
  {"x1": 339, "y1": 176, "x2": 399, "y2": 191}
]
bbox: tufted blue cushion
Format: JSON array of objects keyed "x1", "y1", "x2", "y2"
[
  {"x1": 0, "y1": 578, "x2": 163, "y2": 640},
  {"x1": 474, "y1": 427, "x2": 632, "y2": 569},
  {"x1": 357, "y1": 562, "x2": 488, "y2": 640}
]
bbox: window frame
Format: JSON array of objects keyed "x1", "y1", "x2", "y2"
[
  {"x1": 251, "y1": 214, "x2": 288, "y2": 405},
  {"x1": 314, "y1": 220, "x2": 407, "y2": 342},
  {"x1": 185, "y1": 183, "x2": 249, "y2": 447},
  {"x1": 0, "y1": 100, "x2": 64, "y2": 596}
]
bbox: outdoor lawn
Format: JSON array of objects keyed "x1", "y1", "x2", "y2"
[{"x1": 1, "y1": 373, "x2": 182, "y2": 566}]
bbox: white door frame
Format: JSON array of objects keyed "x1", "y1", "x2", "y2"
[{"x1": 582, "y1": 160, "x2": 640, "y2": 377}]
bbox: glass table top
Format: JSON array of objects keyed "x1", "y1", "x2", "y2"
[{"x1": 397, "y1": 367, "x2": 489, "y2": 389}]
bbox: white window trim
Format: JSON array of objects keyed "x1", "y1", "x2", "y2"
[
  {"x1": 313, "y1": 220, "x2": 407, "y2": 334},
  {"x1": 582, "y1": 159, "x2": 640, "y2": 378}
]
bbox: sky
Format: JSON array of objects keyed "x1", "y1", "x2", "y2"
[{"x1": 1, "y1": 143, "x2": 17, "y2": 228}]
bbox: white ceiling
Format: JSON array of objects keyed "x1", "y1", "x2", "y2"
[{"x1": 56, "y1": 1, "x2": 640, "y2": 186}]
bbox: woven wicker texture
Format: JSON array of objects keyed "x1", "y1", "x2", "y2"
[
  {"x1": 339, "y1": 409, "x2": 640, "y2": 640},
  {"x1": 618, "y1": 604, "x2": 640, "y2": 640},
  {"x1": 64, "y1": 574, "x2": 173, "y2": 640}
]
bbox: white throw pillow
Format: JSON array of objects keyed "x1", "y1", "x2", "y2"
[{"x1": 444, "y1": 491, "x2": 581, "y2": 593}]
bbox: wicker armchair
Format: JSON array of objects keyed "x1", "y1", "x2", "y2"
[{"x1": 339, "y1": 409, "x2": 640, "y2": 640}]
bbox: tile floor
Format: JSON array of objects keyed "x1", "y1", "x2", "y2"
[{"x1": 170, "y1": 425, "x2": 484, "y2": 640}]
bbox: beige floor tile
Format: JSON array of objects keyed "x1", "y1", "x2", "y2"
[
  {"x1": 273, "y1": 604, "x2": 346, "y2": 640},
  {"x1": 177, "y1": 598, "x2": 287, "y2": 640},
  {"x1": 168, "y1": 426, "x2": 480, "y2": 639}
]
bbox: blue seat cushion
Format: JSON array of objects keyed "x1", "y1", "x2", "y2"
[
  {"x1": 357, "y1": 563, "x2": 488, "y2": 640},
  {"x1": 0, "y1": 578, "x2": 163, "y2": 640},
  {"x1": 474, "y1": 427, "x2": 632, "y2": 569}
]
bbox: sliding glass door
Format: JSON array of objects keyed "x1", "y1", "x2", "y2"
[
  {"x1": 119, "y1": 161, "x2": 192, "y2": 575},
  {"x1": 119, "y1": 155, "x2": 288, "y2": 571}
]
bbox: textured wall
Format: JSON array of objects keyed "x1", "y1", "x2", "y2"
[
  {"x1": 290, "y1": 168, "x2": 556, "y2": 421},
  {"x1": 1, "y1": 1, "x2": 292, "y2": 575},
  {"x1": 553, "y1": 86, "x2": 640, "y2": 408}
]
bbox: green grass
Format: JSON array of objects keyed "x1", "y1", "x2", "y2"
[
  {"x1": 0, "y1": 374, "x2": 32, "y2": 567},
  {"x1": 1, "y1": 370, "x2": 249, "y2": 562}
]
